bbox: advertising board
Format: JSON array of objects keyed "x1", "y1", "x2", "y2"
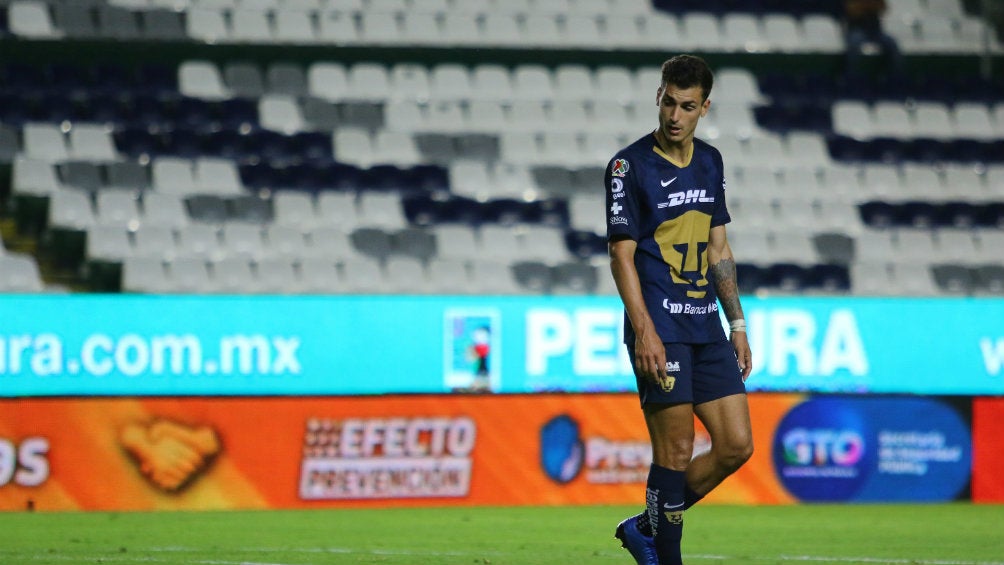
[{"x1": 2, "y1": 295, "x2": 1003, "y2": 396}]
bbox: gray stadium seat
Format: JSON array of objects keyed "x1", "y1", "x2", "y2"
[
  {"x1": 86, "y1": 225, "x2": 133, "y2": 263},
  {"x1": 106, "y1": 162, "x2": 151, "y2": 191},
  {"x1": 132, "y1": 226, "x2": 177, "y2": 261},
  {"x1": 266, "y1": 63, "x2": 309, "y2": 96},
  {"x1": 304, "y1": 227, "x2": 357, "y2": 260},
  {"x1": 96, "y1": 191, "x2": 142, "y2": 228},
  {"x1": 264, "y1": 225, "x2": 309, "y2": 259},
  {"x1": 12, "y1": 159, "x2": 62, "y2": 198},
  {"x1": 59, "y1": 162, "x2": 103, "y2": 192},
  {"x1": 94, "y1": 5, "x2": 141, "y2": 39},
  {"x1": 974, "y1": 265, "x2": 1004, "y2": 294},
  {"x1": 763, "y1": 13, "x2": 801, "y2": 53},
  {"x1": 512, "y1": 260, "x2": 553, "y2": 294},
  {"x1": 357, "y1": 192, "x2": 407, "y2": 230},
  {"x1": 813, "y1": 233, "x2": 856, "y2": 266},
  {"x1": 152, "y1": 158, "x2": 198, "y2": 195},
  {"x1": 209, "y1": 257, "x2": 256, "y2": 294},
  {"x1": 297, "y1": 257, "x2": 342, "y2": 293},
  {"x1": 220, "y1": 223, "x2": 266, "y2": 260},
  {"x1": 273, "y1": 191, "x2": 319, "y2": 228},
  {"x1": 384, "y1": 256, "x2": 431, "y2": 294},
  {"x1": 229, "y1": 9, "x2": 273, "y2": 43},
  {"x1": 164, "y1": 258, "x2": 212, "y2": 293},
  {"x1": 340, "y1": 256, "x2": 389, "y2": 293},
  {"x1": 255, "y1": 257, "x2": 300, "y2": 293},
  {"x1": 121, "y1": 256, "x2": 169, "y2": 293},
  {"x1": 468, "y1": 259, "x2": 521, "y2": 295},
  {"x1": 425, "y1": 257, "x2": 471, "y2": 294},
  {"x1": 551, "y1": 261, "x2": 599, "y2": 295},
  {"x1": 932, "y1": 264, "x2": 976, "y2": 295},
  {"x1": 141, "y1": 10, "x2": 187, "y2": 41},
  {"x1": 308, "y1": 62, "x2": 349, "y2": 101},
  {"x1": 392, "y1": 227, "x2": 437, "y2": 262},
  {"x1": 223, "y1": 61, "x2": 266, "y2": 98},
  {"x1": 194, "y1": 158, "x2": 244, "y2": 195},
  {"x1": 22, "y1": 123, "x2": 69, "y2": 161},
  {"x1": 178, "y1": 60, "x2": 231, "y2": 100},
  {"x1": 175, "y1": 224, "x2": 222, "y2": 261},
  {"x1": 274, "y1": 11, "x2": 317, "y2": 44},
  {"x1": 0, "y1": 253, "x2": 45, "y2": 292},
  {"x1": 350, "y1": 227, "x2": 394, "y2": 261},
  {"x1": 9, "y1": 1, "x2": 63, "y2": 38},
  {"x1": 141, "y1": 192, "x2": 189, "y2": 229},
  {"x1": 317, "y1": 12, "x2": 359, "y2": 45},
  {"x1": 433, "y1": 225, "x2": 479, "y2": 260},
  {"x1": 48, "y1": 189, "x2": 96, "y2": 231}
]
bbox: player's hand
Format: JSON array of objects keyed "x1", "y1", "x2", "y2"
[
  {"x1": 634, "y1": 326, "x2": 667, "y2": 386},
  {"x1": 731, "y1": 331, "x2": 752, "y2": 381}
]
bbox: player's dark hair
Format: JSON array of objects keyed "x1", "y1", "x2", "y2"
[{"x1": 660, "y1": 55, "x2": 714, "y2": 101}]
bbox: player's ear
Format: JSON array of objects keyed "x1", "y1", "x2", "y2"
[
  {"x1": 656, "y1": 85, "x2": 663, "y2": 107},
  {"x1": 700, "y1": 97, "x2": 711, "y2": 117}
]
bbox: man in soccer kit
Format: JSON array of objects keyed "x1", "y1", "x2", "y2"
[{"x1": 605, "y1": 55, "x2": 754, "y2": 565}]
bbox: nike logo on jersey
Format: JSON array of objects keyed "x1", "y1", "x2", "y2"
[{"x1": 660, "y1": 177, "x2": 677, "y2": 187}]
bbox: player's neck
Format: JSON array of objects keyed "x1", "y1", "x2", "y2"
[{"x1": 652, "y1": 129, "x2": 694, "y2": 168}]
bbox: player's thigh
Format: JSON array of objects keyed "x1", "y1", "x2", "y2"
[
  {"x1": 643, "y1": 402, "x2": 696, "y2": 469},
  {"x1": 692, "y1": 340, "x2": 746, "y2": 405},
  {"x1": 694, "y1": 393, "x2": 753, "y2": 456}
]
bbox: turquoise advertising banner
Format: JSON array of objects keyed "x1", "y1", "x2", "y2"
[{"x1": 1, "y1": 295, "x2": 1002, "y2": 396}]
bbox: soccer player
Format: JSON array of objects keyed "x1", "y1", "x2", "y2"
[{"x1": 605, "y1": 55, "x2": 754, "y2": 565}]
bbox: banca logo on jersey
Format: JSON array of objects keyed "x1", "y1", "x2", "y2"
[
  {"x1": 663, "y1": 300, "x2": 719, "y2": 315},
  {"x1": 611, "y1": 159, "x2": 629, "y2": 178},
  {"x1": 657, "y1": 189, "x2": 715, "y2": 209}
]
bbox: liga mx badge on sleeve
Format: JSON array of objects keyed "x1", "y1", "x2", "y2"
[{"x1": 611, "y1": 158, "x2": 629, "y2": 177}]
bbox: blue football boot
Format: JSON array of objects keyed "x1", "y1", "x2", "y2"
[{"x1": 614, "y1": 515, "x2": 659, "y2": 565}]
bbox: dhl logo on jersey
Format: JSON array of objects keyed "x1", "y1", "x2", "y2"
[{"x1": 657, "y1": 189, "x2": 715, "y2": 209}]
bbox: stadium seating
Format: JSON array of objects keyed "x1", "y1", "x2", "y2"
[{"x1": 1, "y1": 0, "x2": 1002, "y2": 295}]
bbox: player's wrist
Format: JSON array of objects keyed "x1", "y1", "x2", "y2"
[{"x1": 728, "y1": 319, "x2": 746, "y2": 333}]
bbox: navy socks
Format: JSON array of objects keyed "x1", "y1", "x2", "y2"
[
  {"x1": 636, "y1": 481, "x2": 704, "y2": 537},
  {"x1": 645, "y1": 464, "x2": 686, "y2": 565}
]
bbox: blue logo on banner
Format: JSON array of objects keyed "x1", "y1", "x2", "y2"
[
  {"x1": 773, "y1": 397, "x2": 971, "y2": 502},
  {"x1": 773, "y1": 398, "x2": 874, "y2": 501},
  {"x1": 540, "y1": 415, "x2": 584, "y2": 484}
]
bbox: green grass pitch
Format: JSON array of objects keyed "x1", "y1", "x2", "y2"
[{"x1": 1, "y1": 504, "x2": 1002, "y2": 565}]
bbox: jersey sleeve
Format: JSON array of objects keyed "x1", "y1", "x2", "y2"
[
  {"x1": 709, "y1": 147, "x2": 732, "y2": 228},
  {"x1": 604, "y1": 154, "x2": 641, "y2": 241}
]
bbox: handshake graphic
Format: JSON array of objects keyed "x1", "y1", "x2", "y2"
[{"x1": 120, "y1": 419, "x2": 221, "y2": 492}]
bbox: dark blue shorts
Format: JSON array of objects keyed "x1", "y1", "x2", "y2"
[{"x1": 629, "y1": 340, "x2": 746, "y2": 406}]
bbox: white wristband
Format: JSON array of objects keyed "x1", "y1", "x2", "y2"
[{"x1": 729, "y1": 319, "x2": 746, "y2": 333}]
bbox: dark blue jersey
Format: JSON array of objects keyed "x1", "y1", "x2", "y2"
[{"x1": 605, "y1": 134, "x2": 731, "y2": 345}]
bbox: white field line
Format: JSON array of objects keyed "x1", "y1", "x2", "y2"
[
  {"x1": 688, "y1": 554, "x2": 1004, "y2": 565},
  {"x1": 16, "y1": 548, "x2": 1004, "y2": 565}
]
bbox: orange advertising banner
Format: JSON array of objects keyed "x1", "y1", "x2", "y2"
[
  {"x1": 973, "y1": 398, "x2": 1004, "y2": 503},
  {"x1": 0, "y1": 394, "x2": 799, "y2": 512}
]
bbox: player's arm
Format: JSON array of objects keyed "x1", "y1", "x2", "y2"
[
  {"x1": 707, "y1": 225, "x2": 752, "y2": 380},
  {"x1": 609, "y1": 236, "x2": 666, "y2": 384}
]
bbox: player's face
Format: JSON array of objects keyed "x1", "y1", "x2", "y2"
[{"x1": 656, "y1": 83, "x2": 709, "y2": 146}]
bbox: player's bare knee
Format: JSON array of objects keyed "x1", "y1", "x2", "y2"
[
  {"x1": 719, "y1": 437, "x2": 753, "y2": 471},
  {"x1": 708, "y1": 431, "x2": 752, "y2": 470},
  {"x1": 653, "y1": 437, "x2": 694, "y2": 470}
]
